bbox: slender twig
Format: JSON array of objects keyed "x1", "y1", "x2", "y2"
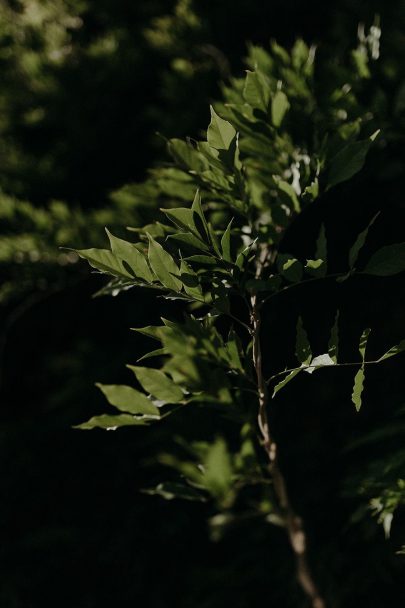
[
  {"x1": 251, "y1": 246, "x2": 327, "y2": 608},
  {"x1": 260, "y1": 272, "x2": 348, "y2": 308},
  {"x1": 266, "y1": 359, "x2": 380, "y2": 385}
]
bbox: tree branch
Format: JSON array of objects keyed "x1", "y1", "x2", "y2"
[{"x1": 251, "y1": 248, "x2": 327, "y2": 608}]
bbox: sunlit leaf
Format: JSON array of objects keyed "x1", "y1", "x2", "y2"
[
  {"x1": 351, "y1": 366, "x2": 365, "y2": 412},
  {"x1": 207, "y1": 106, "x2": 236, "y2": 151},
  {"x1": 96, "y1": 383, "x2": 160, "y2": 416},
  {"x1": 75, "y1": 248, "x2": 133, "y2": 279},
  {"x1": 272, "y1": 369, "x2": 301, "y2": 397},
  {"x1": 75, "y1": 414, "x2": 151, "y2": 430}
]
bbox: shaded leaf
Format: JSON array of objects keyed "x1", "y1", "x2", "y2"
[
  {"x1": 348, "y1": 213, "x2": 379, "y2": 269},
  {"x1": 295, "y1": 316, "x2": 312, "y2": 365},
  {"x1": 243, "y1": 70, "x2": 270, "y2": 112},
  {"x1": 168, "y1": 232, "x2": 211, "y2": 253},
  {"x1": 378, "y1": 339, "x2": 405, "y2": 362},
  {"x1": 147, "y1": 234, "x2": 182, "y2": 291},
  {"x1": 328, "y1": 311, "x2": 339, "y2": 363},
  {"x1": 128, "y1": 366, "x2": 184, "y2": 403},
  {"x1": 271, "y1": 90, "x2": 290, "y2": 127},
  {"x1": 106, "y1": 230, "x2": 153, "y2": 282},
  {"x1": 278, "y1": 254, "x2": 303, "y2": 282},
  {"x1": 327, "y1": 130, "x2": 379, "y2": 189},
  {"x1": 305, "y1": 258, "x2": 326, "y2": 278},
  {"x1": 180, "y1": 260, "x2": 204, "y2": 301},
  {"x1": 220, "y1": 219, "x2": 233, "y2": 262},
  {"x1": 363, "y1": 243, "x2": 405, "y2": 276}
]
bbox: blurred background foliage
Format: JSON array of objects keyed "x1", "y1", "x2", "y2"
[{"x1": 1, "y1": 1, "x2": 405, "y2": 606}]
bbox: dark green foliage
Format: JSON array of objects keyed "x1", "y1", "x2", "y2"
[
  {"x1": 2, "y1": 3, "x2": 405, "y2": 607},
  {"x1": 74, "y1": 27, "x2": 405, "y2": 607}
]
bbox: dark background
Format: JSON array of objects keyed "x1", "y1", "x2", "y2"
[{"x1": 1, "y1": 1, "x2": 405, "y2": 606}]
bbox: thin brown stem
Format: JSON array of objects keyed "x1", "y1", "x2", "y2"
[{"x1": 251, "y1": 253, "x2": 326, "y2": 608}]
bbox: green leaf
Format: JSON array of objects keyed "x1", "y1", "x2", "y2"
[
  {"x1": 191, "y1": 190, "x2": 209, "y2": 240},
  {"x1": 127, "y1": 366, "x2": 184, "y2": 403},
  {"x1": 131, "y1": 325, "x2": 162, "y2": 340},
  {"x1": 295, "y1": 316, "x2": 312, "y2": 365},
  {"x1": 225, "y1": 329, "x2": 243, "y2": 371},
  {"x1": 363, "y1": 243, "x2": 405, "y2": 276},
  {"x1": 208, "y1": 222, "x2": 222, "y2": 256},
  {"x1": 75, "y1": 414, "x2": 151, "y2": 430},
  {"x1": 143, "y1": 482, "x2": 206, "y2": 502},
  {"x1": 377, "y1": 339, "x2": 405, "y2": 362},
  {"x1": 202, "y1": 438, "x2": 233, "y2": 501},
  {"x1": 278, "y1": 255, "x2": 303, "y2": 282},
  {"x1": 168, "y1": 232, "x2": 211, "y2": 253},
  {"x1": 207, "y1": 106, "x2": 236, "y2": 151},
  {"x1": 96, "y1": 383, "x2": 160, "y2": 416},
  {"x1": 348, "y1": 213, "x2": 379, "y2": 269},
  {"x1": 106, "y1": 230, "x2": 153, "y2": 282},
  {"x1": 273, "y1": 369, "x2": 301, "y2": 397},
  {"x1": 180, "y1": 260, "x2": 204, "y2": 301},
  {"x1": 220, "y1": 219, "x2": 233, "y2": 262},
  {"x1": 327, "y1": 130, "x2": 380, "y2": 189},
  {"x1": 75, "y1": 248, "x2": 133, "y2": 279},
  {"x1": 137, "y1": 348, "x2": 168, "y2": 362},
  {"x1": 243, "y1": 70, "x2": 270, "y2": 112},
  {"x1": 352, "y1": 366, "x2": 365, "y2": 412},
  {"x1": 328, "y1": 311, "x2": 339, "y2": 363},
  {"x1": 271, "y1": 90, "x2": 290, "y2": 127},
  {"x1": 161, "y1": 207, "x2": 196, "y2": 231},
  {"x1": 351, "y1": 328, "x2": 370, "y2": 411},
  {"x1": 304, "y1": 353, "x2": 335, "y2": 374},
  {"x1": 315, "y1": 224, "x2": 327, "y2": 265},
  {"x1": 274, "y1": 178, "x2": 300, "y2": 212},
  {"x1": 305, "y1": 258, "x2": 326, "y2": 278},
  {"x1": 147, "y1": 234, "x2": 182, "y2": 291},
  {"x1": 185, "y1": 255, "x2": 218, "y2": 265},
  {"x1": 358, "y1": 328, "x2": 371, "y2": 360}
]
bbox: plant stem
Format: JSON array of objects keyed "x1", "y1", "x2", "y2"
[{"x1": 251, "y1": 291, "x2": 327, "y2": 608}]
